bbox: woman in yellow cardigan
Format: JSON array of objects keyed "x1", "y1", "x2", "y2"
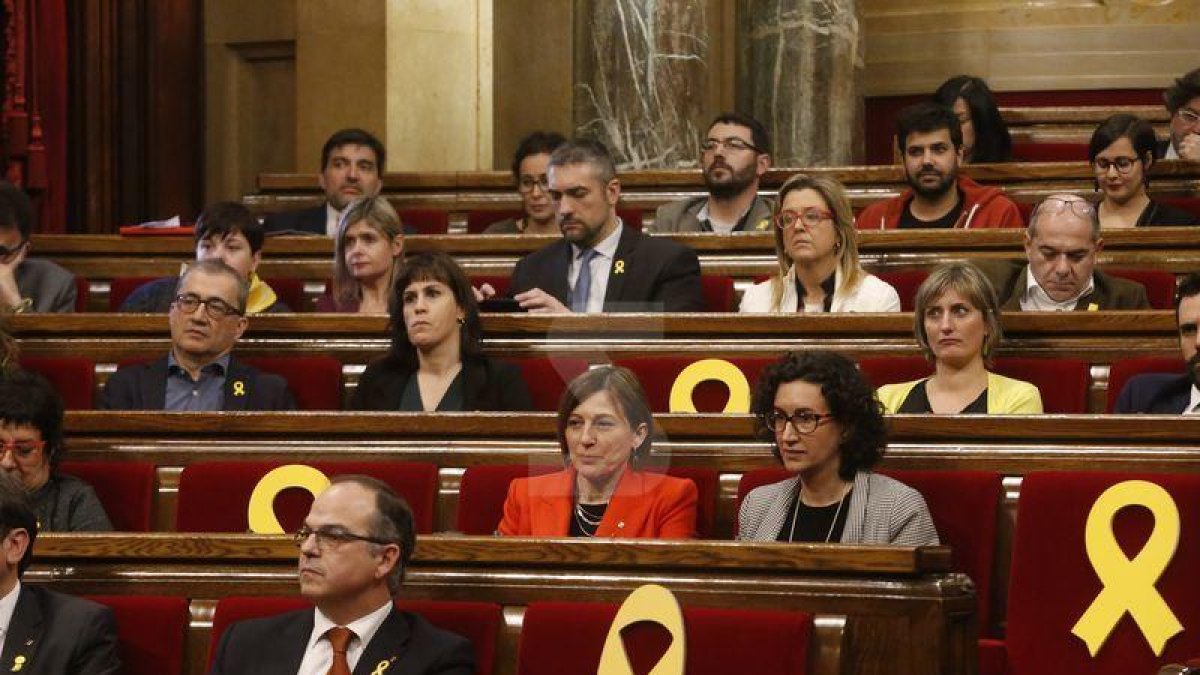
[{"x1": 877, "y1": 262, "x2": 1043, "y2": 414}]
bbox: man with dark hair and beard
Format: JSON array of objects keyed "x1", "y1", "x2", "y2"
[
  {"x1": 855, "y1": 102, "x2": 1023, "y2": 230},
  {"x1": 1115, "y1": 272, "x2": 1200, "y2": 413},
  {"x1": 650, "y1": 113, "x2": 774, "y2": 233}
]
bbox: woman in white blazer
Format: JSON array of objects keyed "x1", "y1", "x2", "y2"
[{"x1": 739, "y1": 173, "x2": 900, "y2": 313}]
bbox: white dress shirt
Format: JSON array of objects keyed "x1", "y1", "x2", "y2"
[
  {"x1": 568, "y1": 221, "x2": 623, "y2": 313},
  {"x1": 1166, "y1": 142, "x2": 1180, "y2": 160},
  {"x1": 296, "y1": 600, "x2": 392, "y2": 675},
  {"x1": 0, "y1": 580, "x2": 21, "y2": 658},
  {"x1": 325, "y1": 204, "x2": 345, "y2": 238},
  {"x1": 1019, "y1": 268, "x2": 1095, "y2": 312},
  {"x1": 1186, "y1": 384, "x2": 1200, "y2": 415}
]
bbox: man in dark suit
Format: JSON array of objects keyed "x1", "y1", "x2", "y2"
[
  {"x1": 987, "y1": 194, "x2": 1149, "y2": 311},
  {"x1": 0, "y1": 181, "x2": 76, "y2": 313},
  {"x1": 506, "y1": 138, "x2": 704, "y2": 313},
  {"x1": 0, "y1": 473, "x2": 120, "y2": 674},
  {"x1": 209, "y1": 475, "x2": 474, "y2": 675},
  {"x1": 99, "y1": 259, "x2": 295, "y2": 411},
  {"x1": 1115, "y1": 272, "x2": 1200, "y2": 413}
]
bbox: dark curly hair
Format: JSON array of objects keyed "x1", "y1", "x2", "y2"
[{"x1": 751, "y1": 351, "x2": 887, "y2": 481}]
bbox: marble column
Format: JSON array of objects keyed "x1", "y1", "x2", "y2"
[
  {"x1": 738, "y1": 0, "x2": 862, "y2": 166},
  {"x1": 574, "y1": 0, "x2": 710, "y2": 169}
]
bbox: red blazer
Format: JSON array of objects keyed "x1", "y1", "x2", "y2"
[{"x1": 497, "y1": 468, "x2": 698, "y2": 539}]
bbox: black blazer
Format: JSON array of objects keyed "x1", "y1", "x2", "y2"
[
  {"x1": 208, "y1": 606, "x2": 474, "y2": 675},
  {"x1": 1114, "y1": 371, "x2": 1192, "y2": 414},
  {"x1": 263, "y1": 204, "x2": 418, "y2": 236},
  {"x1": 0, "y1": 584, "x2": 120, "y2": 675},
  {"x1": 98, "y1": 355, "x2": 296, "y2": 411},
  {"x1": 509, "y1": 226, "x2": 705, "y2": 312},
  {"x1": 350, "y1": 355, "x2": 532, "y2": 411}
]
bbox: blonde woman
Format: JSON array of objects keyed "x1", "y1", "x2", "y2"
[{"x1": 318, "y1": 197, "x2": 405, "y2": 313}]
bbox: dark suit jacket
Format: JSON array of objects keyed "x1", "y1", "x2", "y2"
[
  {"x1": 1114, "y1": 372, "x2": 1192, "y2": 414},
  {"x1": 15, "y1": 258, "x2": 76, "y2": 313},
  {"x1": 509, "y1": 226, "x2": 704, "y2": 312},
  {"x1": 208, "y1": 606, "x2": 474, "y2": 675},
  {"x1": 988, "y1": 262, "x2": 1150, "y2": 311},
  {"x1": 263, "y1": 204, "x2": 418, "y2": 236},
  {"x1": 0, "y1": 584, "x2": 120, "y2": 675},
  {"x1": 98, "y1": 355, "x2": 296, "y2": 411},
  {"x1": 350, "y1": 355, "x2": 532, "y2": 411}
]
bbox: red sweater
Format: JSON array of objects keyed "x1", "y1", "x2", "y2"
[{"x1": 854, "y1": 175, "x2": 1024, "y2": 230}]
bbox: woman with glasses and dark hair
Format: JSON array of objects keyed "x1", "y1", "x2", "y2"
[
  {"x1": 1089, "y1": 114, "x2": 1199, "y2": 229},
  {"x1": 350, "y1": 251, "x2": 532, "y2": 411},
  {"x1": 739, "y1": 173, "x2": 900, "y2": 313},
  {"x1": 498, "y1": 366, "x2": 698, "y2": 538},
  {"x1": 484, "y1": 131, "x2": 567, "y2": 235},
  {"x1": 319, "y1": 197, "x2": 406, "y2": 312},
  {"x1": 0, "y1": 370, "x2": 111, "y2": 531},
  {"x1": 877, "y1": 262, "x2": 1042, "y2": 414},
  {"x1": 738, "y1": 351, "x2": 936, "y2": 544},
  {"x1": 932, "y1": 75, "x2": 1013, "y2": 164}
]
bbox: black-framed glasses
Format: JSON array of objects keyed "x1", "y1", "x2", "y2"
[
  {"x1": 775, "y1": 208, "x2": 834, "y2": 230},
  {"x1": 294, "y1": 525, "x2": 396, "y2": 550},
  {"x1": 171, "y1": 293, "x2": 243, "y2": 319},
  {"x1": 518, "y1": 175, "x2": 549, "y2": 194},
  {"x1": 0, "y1": 240, "x2": 28, "y2": 262},
  {"x1": 1176, "y1": 108, "x2": 1200, "y2": 127},
  {"x1": 762, "y1": 410, "x2": 834, "y2": 435},
  {"x1": 1034, "y1": 197, "x2": 1095, "y2": 221},
  {"x1": 0, "y1": 440, "x2": 44, "y2": 460},
  {"x1": 1092, "y1": 156, "x2": 1140, "y2": 174},
  {"x1": 701, "y1": 137, "x2": 761, "y2": 154}
]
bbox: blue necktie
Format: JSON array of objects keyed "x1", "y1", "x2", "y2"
[{"x1": 571, "y1": 248, "x2": 599, "y2": 312}]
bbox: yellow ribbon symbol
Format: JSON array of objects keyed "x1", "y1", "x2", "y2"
[
  {"x1": 370, "y1": 659, "x2": 393, "y2": 675},
  {"x1": 668, "y1": 359, "x2": 750, "y2": 413},
  {"x1": 10, "y1": 655, "x2": 24, "y2": 672},
  {"x1": 232, "y1": 380, "x2": 246, "y2": 397},
  {"x1": 597, "y1": 584, "x2": 685, "y2": 675},
  {"x1": 613, "y1": 260, "x2": 625, "y2": 275},
  {"x1": 1070, "y1": 479, "x2": 1183, "y2": 656},
  {"x1": 247, "y1": 465, "x2": 331, "y2": 534}
]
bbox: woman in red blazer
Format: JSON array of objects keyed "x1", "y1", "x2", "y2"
[{"x1": 497, "y1": 366, "x2": 698, "y2": 538}]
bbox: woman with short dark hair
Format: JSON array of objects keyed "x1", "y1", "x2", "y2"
[
  {"x1": 1088, "y1": 114, "x2": 1199, "y2": 228},
  {"x1": 484, "y1": 131, "x2": 567, "y2": 235},
  {"x1": 738, "y1": 351, "x2": 936, "y2": 544},
  {"x1": 932, "y1": 75, "x2": 1012, "y2": 164}
]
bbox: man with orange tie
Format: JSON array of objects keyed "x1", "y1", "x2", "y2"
[{"x1": 208, "y1": 475, "x2": 473, "y2": 675}]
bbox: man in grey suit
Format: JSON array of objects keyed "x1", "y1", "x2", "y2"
[
  {"x1": 650, "y1": 112, "x2": 774, "y2": 234},
  {"x1": 0, "y1": 181, "x2": 75, "y2": 313}
]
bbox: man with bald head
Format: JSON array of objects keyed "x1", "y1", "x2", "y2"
[{"x1": 990, "y1": 194, "x2": 1150, "y2": 311}]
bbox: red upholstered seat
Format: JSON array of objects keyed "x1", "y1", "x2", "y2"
[
  {"x1": 263, "y1": 277, "x2": 307, "y2": 312},
  {"x1": 398, "y1": 207, "x2": 450, "y2": 235},
  {"x1": 857, "y1": 356, "x2": 932, "y2": 390},
  {"x1": 109, "y1": 276, "x2": 157, "y2": 310},
  {"x1": 860, "y1": 356, "x2": 1090, "y2": 413},
  {"x1": 18, "y1": 356, "x2": 95, "y2": 410},
  {"x1": 612, "y1": 356, "x2": 775, "y2": 413},
  {"x1": 470, "y1": 275, "x2": 512, "y2": 298},
  {"x1": 59, "y1": 461, "x2": 155, "y2": 531},
  {"x1": 1017, "y1": 201, "x2": 1035, "y2": 228},
  {"x1": 1011, "y1": 142, "x2": 1087, "y2": 162},
  {"x1": 457, "y1": 463, "x2": 719, "y2": 538},
  {"x1": 511, "y1": 357, "x2": 590, "y2": 411},
  {"x1": 736, "y1": 467, "x2": 1001, "y2": 637},
  {"x1": 74, "y1": 276, "x2": 89, "y2": 312},
  {"x1": 874, "y1": 269, "x2": 929, "y2": 312},
  {"x1": 991, "y1": 471, "x2": 1200, "y2": 674},
  {"x1": 467, "y1": 209, "x2": 524, "y2": 234},
  {"x1": 1106, "y1": 357, "x2": 1184, "y2": 413},
  {"x1": 1157, "y1": 196, "x2": 1200, "y2": 220},
  {"x1": 516, "y1": 601, "x2": 811, "y2": 675},
  {"x1": 238, "y1": 355, "x2": 343, "y2": 410},
  {"x1": 87, "y1": 595, "x2": 189, "y2": 675},
  {"x1": 175, "y1": 461, "x2": 437, "y2": 533},
  {"x1": 700, "y1": 275, "x2": 735, "y2": 312},
  {"x1": 1106, "y1": 268, "x2": 1177, "y2": 310},
  {"x1": 208, "y1": 596, "x2": 501, "y2": 675},
  {"x1": 615, "y1": 208, "x2": 643, "y2": 231}
]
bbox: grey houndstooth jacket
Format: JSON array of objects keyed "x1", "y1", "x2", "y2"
[{"x1": 737, "y1": 471, "x2": 940, "y2": 545}]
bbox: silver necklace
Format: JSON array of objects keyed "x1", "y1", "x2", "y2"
[
  {"x1": 787, "y1": 483, "x2": 848, "y2": 543},
  {"x1": 574, "y1": 502, "x2": 603, "y2": 535}
]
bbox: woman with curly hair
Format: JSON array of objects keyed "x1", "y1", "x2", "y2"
[{"x1": 738, "y1": 350, "x2": 937, "y2": 545}]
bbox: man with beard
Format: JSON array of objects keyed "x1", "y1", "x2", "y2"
[
  {"x1": 507, "y1": 139, "x2": 704, "y2": 312},
  {"x1": 856, "y1": 102, "x2": 1023, "y2": 230},
  {"x1": 1115, "y1": 272, "x2": 1200, "y2": 413},
  {"x1": 1159, "y1": 67, "x2": 1200, "y2": 161},
  {"x1": 650, "y1": 113, "x2": 773, "y2": 233}
]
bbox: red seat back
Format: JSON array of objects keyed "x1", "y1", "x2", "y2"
[
  {"x1": 262, "y1": 277, "x2": 307, "y2": 312},
  {"x1": 238, "y1": 355, "x2": 343, "y2": 410},
  {"x1": 1106, "y1": 357, "x2": 1185, "y2": 413},
  {"x1": 74, "y1": 276, "x2": 89, "y2": 312},
  {"x1": 860, "y1": 356, "x2": 1089, "y2": 413},
  {"x1": 512, "y1": 357, "x2": 591, "y2": 411},
  {"x1": 612, "y1": 356, "x2": 775, "y2": 413},
  {"x1": 18, "y1": 356, "x2": 95, "y2": 409},
  {"x1": 516, "y1": 601, "x2": 810, "y2": 675},
  {"x1": 1156, "y1": 196, "x2": 1200, "y2": 220},
  {"x1": 470, "y1": 275, "x2": 512, "y2": 299},
  {"x1": 615, "y1": 208, "x2": 643, "y2": 231},
  {"x1": 467, "y1": 209, "x2": 525, "y2": 234},
  {"x1": 398, "y1": 208, "x2": 450, "y2": 235},
  {"x1": 110, "y1": 277, "x2": 158, "y2": 311},
  {"x1": 175, "y1": 461, "x2": 437, "y2": 533},
  {"x1": 1005, "y1": 472, "x2": 1200, "y2": 672},
  {"x1": 1011, "y1": 142, "x2": 1086, "y2": 162},
  {"x1": 700, "y1": 275, "x2": 735, "y2": 312},
  {"x1": 857, "y1": 356, "x2": 932, "y2": 389},
  {"x1": 874, "y1": 269, "x2": 929, "y2": 312},
  {"x1": 59, "y1": 461, "x2": 155, "y2": 531},
  {"x1": 1106, "y1": 268, "x2": 1177, "y2": 310},
  {"x1": 88, "y1": 595, "x2": 189, "y2": 675}
]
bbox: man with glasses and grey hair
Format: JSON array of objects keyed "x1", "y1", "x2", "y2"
[
  {"x1": 650, "y1": 112, "x2": 774, "y2": 234},
  {"x1": 209, "y1": 475, "x2": 474, "y2": 675},
  {"x1": 99, "y1": 259, "x2": 295, "y2": 410},
  {"x1": 986, "y1": 194, "x2": 1149, "y2": 311},
  {"x1": 1161, "y1": 67, "x2": 1200, "y2": 162}
]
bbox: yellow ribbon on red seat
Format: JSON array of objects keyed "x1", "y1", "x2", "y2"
[
  {"x1": 247, "y1": 464, "x2": 331, "y2": 534},
  {"x1": 668, "y1": 358, "x2": 750, "y2": 413},
  {"x1": 598, "y1": 584, "x2": 685, "y2": 675}
]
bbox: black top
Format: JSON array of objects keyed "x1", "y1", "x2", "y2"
[
  {"x1": 569, "y1": 502, "x2": 607, "y2": 537},
  {"x1": 776, "y1": 487, "x2": 852, "y2": 543},
  {"x1": 793, "y1": 272, "x2": 836, "y2": 312},
  {"x1": 351, "y1": 354, "x2": 533, "y2": 411},
  {"x1": 897, "y1": 379, "x2": 988, "y2": 414},
  {"x1": 398, "y1": 370, "x2": 465, "y2": 411},
  {"x1": 1137, "y1": 199, "x2": 1200, "y2": 227},
  {"x1": 898, "y1": 189, "x2": 964, "y2": 229}
]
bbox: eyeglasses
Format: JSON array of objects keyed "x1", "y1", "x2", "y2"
[
  {"x1": 171, "y1": 293, "x2": 243, "y2": 319},
  {"x1": 762, "y1": 410, "x2": 834, "y2": 435},
  {"x1": 1176, "y1": 108, "x2": 1200, "y2": 127},
  {"x1": 0, "y1": 241, "x2": 28, "y2": 263},
  {"x1": 1034, "y1": 197, "x2": 1095, "y2": 221},
  {"x1": 0, "y1": 440, "x2": 44, "y2": 460},
  {"x1": 775, "y1": 208, "x2": 834, "y2": 230},
  {"x1": 293, "y1": 525, "x2": 396, "y2": 550},
  {"x1": 1092, "y1": 156, "x2": 1140, "y2": 174},
  {"x1": 518, "y1": 175, "x2": 549, "y2": 194},
  {"x1": 701, "y1": 137, "x2": 761, "y2": 154}
]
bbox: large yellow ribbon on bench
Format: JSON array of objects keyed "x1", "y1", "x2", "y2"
[
  {"x1": 1070, "y1": 479, "x2": 1183, "y2": 656},
  {"x1": 597, "y1": 584, "x2": 685, "y2": 675},
  {"x1": 668, "y1": 358, "x2": 750, "y2": 413},
  {"x1": 247, "y1": 465, "x2": 331, "y2": 534}
]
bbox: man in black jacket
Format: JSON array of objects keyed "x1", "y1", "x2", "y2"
[{"x1": 1115, "y1": 272, "x2": 1200, "y2": 413}]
